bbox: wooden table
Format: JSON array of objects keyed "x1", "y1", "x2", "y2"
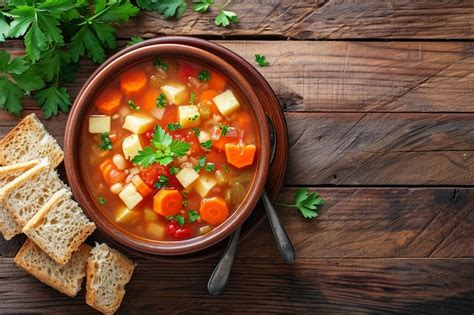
[{"x1": 1, "y1": 1, "x2": 474, "y2": 313}]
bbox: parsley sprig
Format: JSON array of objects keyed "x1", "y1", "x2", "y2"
[
  {"x1": 255, "y1": 54, "x2": 269, "y2": 67},
  {"x1": 132, "y1": 126, "x2": 190, "y2": 167},
  {"x1": 99, "y1": 133, "x2": 113, "y2": 150},
  {"x1": 276, "y1": 188, "x2": 325, "y2": 219}
]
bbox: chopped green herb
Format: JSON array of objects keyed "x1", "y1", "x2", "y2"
[
  {"x1": 255, "y1": 54, "x2": 269, "y2": 67},
  {"x1": 190, "y1": 91, "x2": 196, "y2": 104},
  {"x1": 220, "y1": 125, "x2": 231, "y2": 136},
  {"x1": 167, "y1": 123, "x2": 182, "y2": 131},
  {"x1": 99, "y1": 133, "x2": 113, "y2": 151},
  {"x1": 192, "y1": 0, "x2": 214, "y2": 13},
  {"x1": 188, "y1": 210, "x2": 200, "y2": 223},
  {"x1": 205, "y1": 162, "x2": 215, "y2": 172},
  {"x1": 198, "y1": 70, "x2": 210, "y2": 81},
  {"x1": 127, "y1": 36, "x2": 144, "y2": 46},
  {"x1": 192, "y1": 127, "x2": 201, "y2": 137},
  {"x1": 223, "y1": 164, "x2": 230, "y2": 173},
  {"x1": 200, "y1": 140, "x2": 213, "y2": 150},
  {"x1": 276, "y1": 188, "x2": 325, "y2": 219},
  {"x1": 98, "y1": 197, "x2": 106, "y2": 205},
  {"x1": 175, "y1": 214, "x2": 185, "y2": 226},
  {"x1": 188, "y1": 114, "x2": 199, "y2": 121},
  {"x1": 194, "y1": 156, "x2": 207, "y2": 172},
  {"x1": 132, "y1": 126, "x2": 190, "y2": 167},
  {"x1": 170, "y1": 166, "x2": 180, "y2": 175},
  {"x1": 156, "y1": 93, "x2": 167, "y2": 108},
  {"x1": 154, "y1": 57, "x2": 169, "y2": 71},
  {"x1": 128, "y1": 99, "x2": 141, "y2": 111},
  {"x1": 154, "y1": 175, "x2": 169, "y2": 189}
]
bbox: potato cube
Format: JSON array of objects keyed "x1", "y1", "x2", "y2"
[
  {"x1": 161, "y1": 84, "x2": 187, "y2": 105},
  {"x1": 122, "y1": 134, "x2": 143, "y2": 160},
  {"x1": 89, "y1": 115, "x2": 111, "y2": 134},
  {"x1": 118, "y1": 183, "x2": 143, "y2": 209},
  {"x1": 122, "y1": 114, "x2": 155, "y2": 134},
  {"x1": 178, "y1": 105, "x2": 201, "y2": 128},
  {"x1": 198, "y1": 130, "x2": 211, "y2": 144},
  {"x1": 115, "y1": 207, "x2": 140, "y2": 224},
  {"x1": 213, "y1": 90, "x2": 240, "y2": 116},
  {"x1": 146, "y1": 222, "x2": 165, "y2": 239},
  {"x1": 194, "y1": 175, "x2": 217, "y2": 198},
  {"x1": 175, "y1": 167, "x2": 200, "y2": 189}
]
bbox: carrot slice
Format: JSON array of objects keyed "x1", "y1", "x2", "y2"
[
  {"x1": 225, "y1": 144, "x2": 256, "y2": 168},
  {"x1": 120, "y1": 68, "x2": 148, "y2": 95},
  {"x1": 95, "y1": 88, "x2": 123, "y2": 115},
  {"x1": 208, "y1": 72, "x2": 227, "y2": 91},
  {"x1": 131, "y1": 175, "x2": 153, "y2": 197},
  {"x1": 99, "y1": 159, "x2": 114, "y2": 173},
  {"x1": 200, "y1": 197, "x2": 229, "y2": 225},
  {"x1": 198, "y1": 89, "x2": 218, "y2": 102},
  {"x1": 214, "y1": 136, "x2": 236, "y2": 151},
  {"x1": 153, "y1": 189, "x2": 183, "y2": 216}
]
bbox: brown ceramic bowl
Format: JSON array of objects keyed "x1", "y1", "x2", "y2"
[{"x1": 65, "y1": 39, "x2": 270, "y2": 256}]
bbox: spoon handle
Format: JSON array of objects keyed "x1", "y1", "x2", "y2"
[
  {"x1": 207, "y1": 227, "x2": 241, "y2": 295},
  {"x1": 262, "y1": 190, "x2": 295, "y2": 263}
]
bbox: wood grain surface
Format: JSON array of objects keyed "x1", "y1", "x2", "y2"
[{"x1": 1, "y1": 1, "x2": 473, "y2": 314}]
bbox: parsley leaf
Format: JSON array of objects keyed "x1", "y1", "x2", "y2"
[
  {"x1": 127, "y1": 36, "x2": 144, "y2": 46},
  {"x1": 198, "y1": 70, "x2": 210, "y2": 81},
  {"x1": 132, "y1": 126, "x2": 190, "y2": 167},
  {"x1": 154, "y1": 57, "x2": 169, "y2": 71},
  {"x1": 192, "y1": 127, "x2": 200, "y2": 137},
  {"x1": 128, "y1": 99, "x2": 141, "y2": 111},
  {"x1": 276, "y1": 188, "x2": 325, "y2": 219},
  {"x1": 215, "y1": 10, "x2": 238, "y2": 27},
  {"x1": 220, "y1": 124, "x2": 230, "y2": 136},
  {"x1": 194, "y1": 156, "x2": 207, "y2": 172},
  {"x1": 0, "y1": 14, "x2": 10, "y2": 42},
  {"x1": 167, "y1": 123, "x2": 182, "y2": 131},
  {"x1": 154, "y1": 175, "x2": 169, "y2": 189},
  {"x1": 200, "y1": 140, "x2": 212, "y2": 150},
  {"x1": 99, "y1": 133, "x2": 113, "y2": 150},
  {"x1": 154, "y1": 0, "x2": 187, "y2": 19},
  {"x1": 255, "y1": 54, "x2": 269, "y2": 67},
  {"x1": 175, "y1": 214, "x2": 185, "y2": 226},
  {"x1": 156, "y1": 93, "x2": 167, "y2": 108},
  {"x1": 205, "y1": 162, "x2": 215, "y2": 172},
  {"x1": 170, "y1": 166, "x2": 180, "y2": 175},
  {"x1": 192, "y1": 0, "x2": 214, "y2": 13},
  {"x1": 188, "y1": 209, "x2": 199, "y2": 223},
  {"x1": 98, "y1": 196, "x2": 106, "y2": 205},
  {"x1": 35, "y1": 86, "x2": 71, "y2": 118}
]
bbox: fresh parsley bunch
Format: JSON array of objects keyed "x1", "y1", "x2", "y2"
[{"x1": 0, "y1": 0, "x2": 139, "y2": 117}]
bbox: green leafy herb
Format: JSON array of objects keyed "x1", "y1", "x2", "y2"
[
  {"x1": 132, "y1": 126, "x2": 190, "y2": 167},
  {"x1": 127, "y1": 36, "x2": 144, "y2": 46},
  {"x1": 138, "y1": 0, "x2": 187, "y2": 19},
  {"x1": 35, "y1": 85, "x2": 71, "y2": 118},
  {"x1": 255, "y1": 54, "x2": 269, "y2": 67},
  {"x1": 167, "y1": 123, "x2": 182, "y2": 131},
  {"x1": 188, "y1": 209, "x2": 200, "y2": 223},
  {"x1": 154, "y1": 57, "x2": 169, "y2": 71},
  {"x1": 276, "y1": 188, "x2": 325, "y2": 219},
  {"x1": 220, "y1": 124, "x2": 230, "y2": 136},
  {"x1": 194, "y1": 156, "x2": 207, "y2": 172},
  {"x1": 154, "y1": 175, "x2": 169, "y2": 189},
  {"x1": 205, "y1": 162, "x2": 215, "y2": 172},
  {"x1": 98, "y1": 196, "x2": 106, "y2": 205},
  {"x1": 166, "y1": 214, "x2": 185, "y2": 226},
  {"x1": 200, "y1": 140, "x2": 213, "y2": 150},
  {"x1": 223, "y1": 163, "x2": 230, "y2": 173},
  {"x1": 198, "y1": 70, "x2": 210, "y2": 81},
  {"x1": 190, "y1": 91, "x2": 196, "y2": 105},
  {"x1": 215, "y1": 9, "x2": 238, "y2": 27},
  {"x1": 192, "y1": 0, "x2": 214, "y2": 13},
  {"x1": 128, "y1": 99, "x2": 141, "y2": 111},
  {"x1": 99, "y1": 133, "x2": 113, "y2": 150},
  {"x1": 170, "y1": 166, "x2": 180, "y2": 175},
  {"x1": 192, "y1": 127, "x2": 200, "y2": 137},
  {"x1": 156, "y1": 93, "x2": 167, "y2": 108}
]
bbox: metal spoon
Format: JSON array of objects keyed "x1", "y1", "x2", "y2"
[{"x1": 207, "y1": 115, "x2": 294, "y2": 295}]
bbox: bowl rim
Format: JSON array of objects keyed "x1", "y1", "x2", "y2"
[{"x1": 65, "y1": 41, "x2": 270, "y2": 255}]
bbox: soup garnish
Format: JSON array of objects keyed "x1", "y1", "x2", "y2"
[{"x1": 81, "y1": 57, "x2": 258, "y2": 241}]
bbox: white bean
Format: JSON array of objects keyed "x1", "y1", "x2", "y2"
[
  {"x1": 113, "y1": 154, "x2": 127, "y2": 170},
  {"x1": 110, "y1": 183, "x2": 123, "y2": 194}
]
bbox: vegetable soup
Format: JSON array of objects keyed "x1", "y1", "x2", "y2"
[{"x1": 80, "y1": 57, "x2": 258, "y2": 241}]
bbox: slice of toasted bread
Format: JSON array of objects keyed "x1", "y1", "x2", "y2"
[
  {"x1": 0, "y1": 113, "x2": 63, "y2": 168},
  {"x1": 14, "y1": 239, "x2": 91, "y2": 297},
  {"x1": 0, "y1": 160, "x2": 39, "y2": 239},
  {"x1": 0, "y1": 159, "x2": 65, "y2": 227},
  {"x1": 86, "y1": 243, "x2": 136, "y2": 314},
  {"x1": 23, "y1": 189, "x2": 96, "y2": 265}
]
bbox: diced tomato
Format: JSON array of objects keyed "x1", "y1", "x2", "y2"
[
  {"x1": 144, "y1": 127, "x2": 156, "y2": 144},
  {"x1": 166, "y1": 221, "x2": 191, "y2": 239},
  {"x1": 178, "y1": 62, "x2": 198, "y2": 80},
  {"x1": 141, "y1": 164, "x2": 181, "y2": 189}
]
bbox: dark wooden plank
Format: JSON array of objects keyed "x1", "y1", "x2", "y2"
[
  {"x1": 1, "y1": 111, "x2": 474, "y2": 185},
  {"x1": 0, "y1": 256, "x2": 472, "y2": 314},
  {"x1": 115, "y1": 1, "x2": 474, "y2": 40},
  {"x1": 2, "y1": 188, "x2": 472, "y2": 259},
  {"x1": 3, "y1": 41, "x2": 474, "y2": 113}
]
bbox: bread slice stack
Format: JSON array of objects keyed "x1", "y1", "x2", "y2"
[{"x1": 0, "y1": 114, "x2": 136, "y2": 314}]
